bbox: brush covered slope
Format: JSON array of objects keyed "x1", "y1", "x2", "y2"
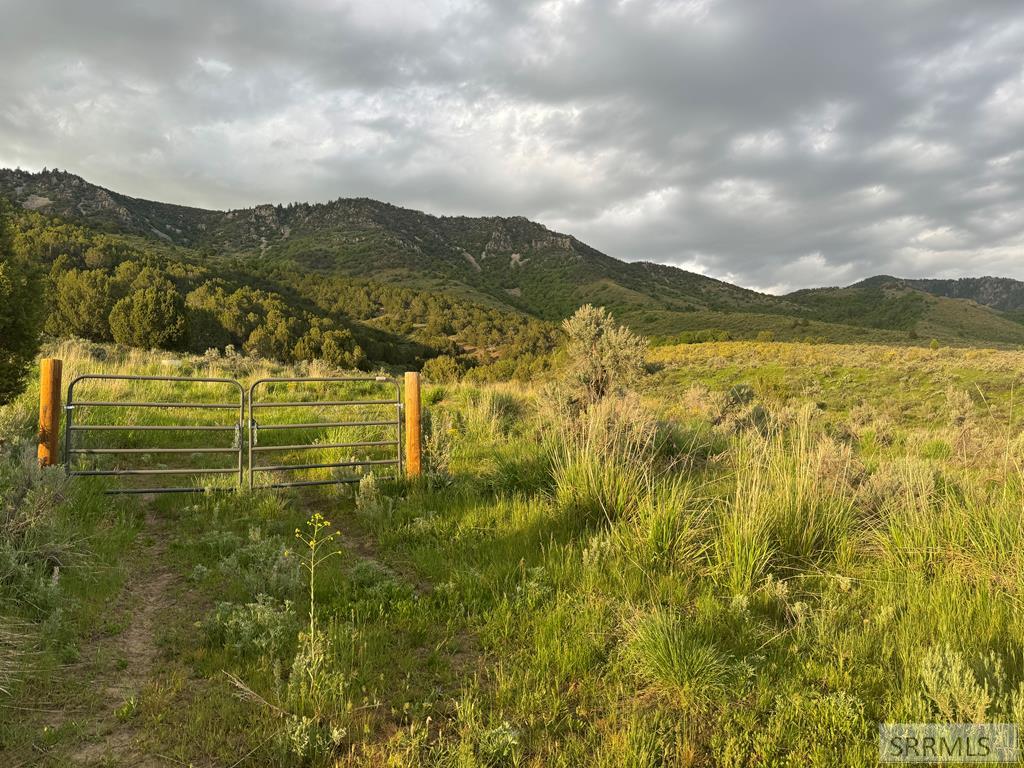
[
  {"x1": 4, "y1": 167, "x2": 1024, "y2": 349},
  {"x1": 0, "y1": 188, "x2": 559, "y2": 377},
  {"x1": 786, "y1": 279, "x2": 1024, "y2": 347},
  {"x1": 0, "y1": 168, "x2": 785, "y2": 321},
  {"x1": 855, "y1": 274, "x2": 1024, "y2": 313}
]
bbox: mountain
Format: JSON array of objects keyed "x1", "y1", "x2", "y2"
[
  {"x1": 851, "y1": 275, "x2": 1024, "y2": 314},
  {"x1": 786, "y1": 277, "x2": 1024, "y2": 347},
  {"x1": 4, "y1": 167, "x2": 1024, "y2": 349},
  {"x1": 0, "y1": 168, "x2": 789, "y2": 321}
]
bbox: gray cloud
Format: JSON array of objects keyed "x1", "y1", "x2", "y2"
[{"x1": 1, "y1": 0, "x2": 1022, "y2": 292}]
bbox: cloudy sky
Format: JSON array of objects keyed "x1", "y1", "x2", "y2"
[{"x1": 2, "y1": 0, "x2": 1023, "y2": 292}]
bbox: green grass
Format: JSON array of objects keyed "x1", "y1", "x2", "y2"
[{"x1": 3, "y1": 338, "x2": 1024, "y2": 766}]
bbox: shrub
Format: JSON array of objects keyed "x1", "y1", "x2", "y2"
[
  {"x1": 562, "y1": 304, "x2": 648, "y2": 404},
  {"x1": 216, "y1": 532, "x2": 302, "y2": 600},
  {"x1": 424, "y1": 408, "x2": 459, "y2": 478},
  {"x1": 918, "y1": 646, "x2": 1024, "y2": 723},
  {"x1": 354, "y1": 472, "x2": 397, "y2": 521},
  {"x1": 204, "y1": 595, "x2": 297, "y2": 660},
  {"x1": 421, "y1": 354, "x2": 463, "y2": 383},
  {"x1": 478, "y1": 721, "x2": 521, "y2": 766},
  {"x1": 675, "y1": 329, "x2": 732, "y2": 344}
]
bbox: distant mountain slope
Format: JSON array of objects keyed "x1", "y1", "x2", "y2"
[
  {"x1": 0, "y1": 168, "x2": 791, "y2": 323},
  {"x1": 4, "y1": 167, "x2": 1024, "y2": 349},
  {"x1": 853, "y1": 275, "x2": 1024, "y2": 313},
  {"x1": 787, "y1": 278, "x2": 1024, "y2": 346}
]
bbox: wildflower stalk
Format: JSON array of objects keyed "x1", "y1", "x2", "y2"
[{"x1": 295, "y1": 513, "x2": 340, "y2": 648}]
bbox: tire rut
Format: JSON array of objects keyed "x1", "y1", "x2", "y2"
[{"x1": 72, "y1": 503, "x2": 176, "y2": 767}]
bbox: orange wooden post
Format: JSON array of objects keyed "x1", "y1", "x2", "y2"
[
  {"x1": 37, "y1": 358, "x2": 63, "y2": 467},
  {"x1": 404, "y1": 371, "x2": 421, "y2": 477}
]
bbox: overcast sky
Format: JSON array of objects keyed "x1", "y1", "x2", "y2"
[{"x1": 2, "y1": 0, "x2": 1023, "y2": 292}]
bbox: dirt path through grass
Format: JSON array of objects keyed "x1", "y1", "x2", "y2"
[
  {"x1": 16, "y1": 488, "x2": 484, "y2": 766},
  {"x1": 71, "y1": 501, "x2": 177, "y2": 767}
]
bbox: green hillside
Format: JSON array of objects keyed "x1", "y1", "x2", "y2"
[
  {"x1": 787, "y1": 280, "x2": 1024, "y2": 347},
  {"x1": 853, "y1": 274, "x2": 1024, "y2": 313},
  {"x1": 4, "y1": 167, "x2": 1024, "y2": 351},
  {"x1": 0, "y1": 202, "x2": 558, "y2": 379}
]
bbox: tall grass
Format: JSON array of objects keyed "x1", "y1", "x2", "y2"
[
  {"x1": 6, "y1": 338, "x2": 1024, "y2": 765},
  {"x1": 0, "y1": 367, "x2": 139, "y2": 754},
  {"x1": 551, "y1": 396, "x2": 656, "y2": 524},
  {"x1": 716, "y1": 405, "x2": 857, "y2": 594}
]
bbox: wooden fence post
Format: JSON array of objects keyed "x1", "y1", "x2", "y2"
[
  {"x1": 404, "y1": 371, "x2": 421, "y2": 478},
  {"x1": 37, "y1": 358, "x2": 62, "y2": 467}
]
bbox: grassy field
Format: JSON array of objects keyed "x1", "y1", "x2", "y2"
[{"x1": 2, "y1": 339, "x2": 1024, "y2": 766}]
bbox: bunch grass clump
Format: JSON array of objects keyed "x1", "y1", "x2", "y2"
[
  {"x1": 551, "y1": 396, "x2": 657, "y2": 524},
  {"x1": 622, "y1": 606, "x2": 734, "y2": 709},
  {"x1": 715, "y1": 405, "x2": 857, "y2": 594}
]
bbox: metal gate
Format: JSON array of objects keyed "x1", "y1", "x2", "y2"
[
  {"x1": 63, "y1": 374, "x2": 404, "y2": 494},
  {"x1": 248, "y1": 376, "x2": 402, "y2": 490},
  {"x1": 64, "y1": 374, "x2": 246, "y2": 494}
]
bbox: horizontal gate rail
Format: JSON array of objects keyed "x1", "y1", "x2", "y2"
[
  {"x1": 251, "y1": 439, "x2": 398, "y2": 453},
  {"x1": 251, "y1": 399, "x2": 397, "y2": 408},
  {"x1": 71, "y1": 467, "x2": 240, "y2": 476},
  {"x1": 71, "y1": 401, "x2": 239, "y2": 409},
  {"x1": 65, "y1": 374, "x2": 245, "y2": 494},
  {"x1": 252, "y1": 420, "x2": 397, "y2": 430},
  {"x1": 248, "y1": 376, "x2": 402, "y2": 490},
  {"x1": 69, "y1": 446, "x2": 240, "y2": 454},
  {"x1": 103, "y1": 486, "x2": 225, "y2": 496},
  {"x1": 69, "y1": 423, "x2": 239, "y2": 431},
  {"x1": 253, "y1": 458, "x2": 400, "y2": 473}
]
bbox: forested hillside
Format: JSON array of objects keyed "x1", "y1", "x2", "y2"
[
  {"x1": 4, "y1": 167, "x2": 1024, "y2": 353},
  {"x1": 2, "y1": 203, "x2": 557, "y2": 378}
]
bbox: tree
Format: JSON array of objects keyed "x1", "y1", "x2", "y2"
[
  {"x1": 186, "y1": 307, "x2": 232, "y2": 353},
  {"x1": 108, "y1": 276, "x2": 188, "y2": 350},
  {"x1": 562, "y1": 304, "x2": 647, "y2": 403},
  {"x1": 0, "y1": 203, "x2": 43, "y2": 404},
  {"x1": 244, "y1": 309, "x2": 301, "y2": 361},
  {"x1": 319, "y1": 330, "x2": 365, "y2": 369},
  {"x1": 293, "y1": 326, "x2": 366, "y2": 369},
  {"x1": 47, "y1": 268, "x2": 115, "y2": 340},
  {"x1": 421, "y1": 354, "x2": 462, "y2": 383}
]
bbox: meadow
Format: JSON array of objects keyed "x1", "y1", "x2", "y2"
[{"x1": 2, "y1": 336, "x2": 1024, "y2": 766}]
